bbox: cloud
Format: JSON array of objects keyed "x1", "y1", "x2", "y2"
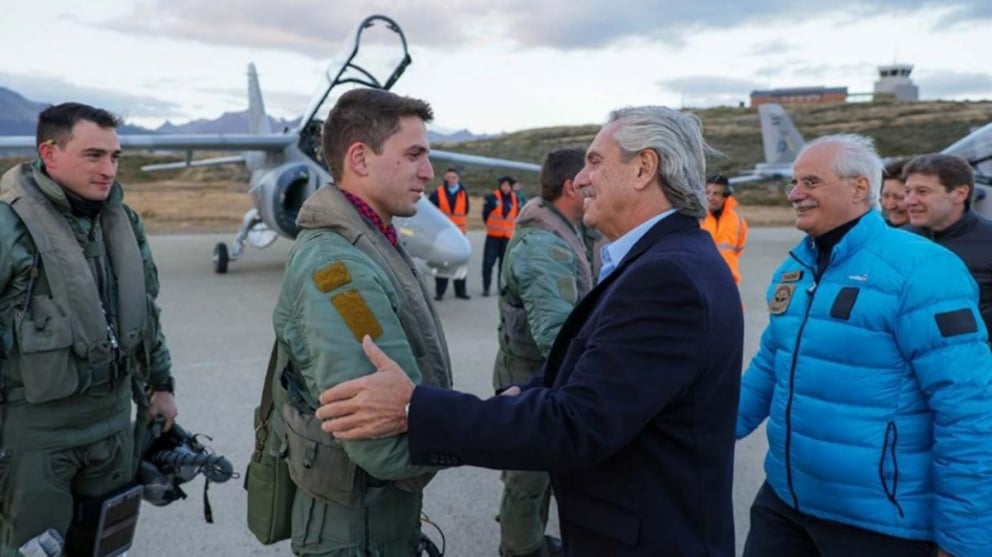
[
  {"x1": 745, "y1": 39, "x2": 796, "y2": 58},
  {"x1": 93, "y1": 0, "x2": 991, "y2": 55},
  {"x1": 0, "y1": 71, "x2": 184, "y2": 121},
  {"x1": 97, "y1": 1, "x2": 484, "y2": 58},
  {"x1": 916, "y1": 70, "x2": 992, "y2": 98},
  {"x1": 658, "y1": 75, "x2": 765, "y2": 105},
  {"x1": 934, "y1": 1, "x2": 992, "y2": 26},
  {"x1": 754, "y1": 60, "x2": 875, "y2": 86},
  {"x1": 249, "y1": 90, "x2": 315, "y2": 117}
]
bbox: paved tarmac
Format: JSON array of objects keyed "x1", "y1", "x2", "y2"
[{"x1": 131, "y1": 226, "x2": 804, "y2": 556}]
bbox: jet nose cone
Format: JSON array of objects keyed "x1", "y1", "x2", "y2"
[{"x1": 432, "y1": 228, "x2": 471, "y2": 268}]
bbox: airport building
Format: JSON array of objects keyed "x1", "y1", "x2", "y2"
[
  {"x1": 873, "y1": 64, "x2": 919, "y2": 102},
  {"x1": 750, "y1": 86, "x2": 849, "y2": 108}
]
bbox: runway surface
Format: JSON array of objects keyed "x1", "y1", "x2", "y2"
[{"x1": 131, "y1": 226, "x2": 804, "y2": 556}]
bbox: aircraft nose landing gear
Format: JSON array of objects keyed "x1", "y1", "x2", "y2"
[
  {"x1": 212, "y1": 208, "x2": 278, "y2": 274},
  {"x1": 213, "y1": 243, "x2": 229, "y2": 274}
]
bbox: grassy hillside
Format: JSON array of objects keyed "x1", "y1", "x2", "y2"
[{"x1": 432, "y1": 100, "x2": 992, "y2": 205}]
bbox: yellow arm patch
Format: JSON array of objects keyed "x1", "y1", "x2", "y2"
[
  {"x1": 313, "y1": 262, "x2": 352, "y2": 292},
  {"x1": 331, "y1": 289, "x2": 384, "y2": 341},
  {"x1": 557, "y1": 276, "x2": 577, "y2": 303},
  {"x1": 550, "y1": 246, "x2": 572, "y2": 262}
]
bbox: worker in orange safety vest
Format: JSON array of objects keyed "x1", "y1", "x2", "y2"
[
  {"x1": 429, "y1": 168, "x2": 472, "y2": 300},
  {"x1": 701, "y1": 174, "x2": 748, "y2": 284}
]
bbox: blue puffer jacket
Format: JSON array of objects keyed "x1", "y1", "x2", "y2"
[{"x1": 737, "y1": 211, "x2": 992, "y2": 557}]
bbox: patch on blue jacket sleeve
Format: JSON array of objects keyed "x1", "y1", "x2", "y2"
[
  {"x1": 330, "y1": 289, "x2": 383, "y2": 341},
  {"x1": 935, "y1": 309, "x2": 978, "y2": 337},
  {"x1": 313, "y1": 262, "x2": 352, "y2": 292}
]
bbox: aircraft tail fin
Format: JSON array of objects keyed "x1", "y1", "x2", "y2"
[
  {"x1": 758, "y1": 103, "x2": 804, "y2": 165},
  {"x1": 247, "y1": 63, "x2": 271, "y2": 135}
]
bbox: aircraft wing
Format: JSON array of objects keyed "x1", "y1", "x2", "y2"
[
  {"x1": 119, "y1": 134, "x2": 295, "y2": 151},
  {"x1": 2, "y1": 133, "x2": 540, "y2": 172},
  {"x1": 0, "y1": 133, "x2": 296, "y2": 155},
  {"x1": 0, "y1": 136, "x2": 40, "y2": 154},
  {"x1": 942, "y1": 122, "x2": 992, "y2": 177},
  {"x1": 431, "y1": 149, "x2": 540, "y2": 173},
  {"x1": 727, "y1": 174, "x2": 774, "y2": 186},
  {"x1": 142, "y1": 155, "x2": 247, "y2": 172}
]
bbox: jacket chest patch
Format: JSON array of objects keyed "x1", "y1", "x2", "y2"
[
  {"x1": 829, "y1": 287, "x2": 860, "y2": 320},
  {"x1": 769, "y1": 284, "x2": 796, "y2": 315}
]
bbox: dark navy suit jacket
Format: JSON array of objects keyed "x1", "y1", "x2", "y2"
[{"x1": 408, "y1": 212, "x2": 743, "y2": 556}]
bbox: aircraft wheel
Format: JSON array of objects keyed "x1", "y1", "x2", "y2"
[{"x1": 213, "y1": 243, "x2": 229, "y2": 274}]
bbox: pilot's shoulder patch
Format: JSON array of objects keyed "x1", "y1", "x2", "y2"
[
  {"x1": 780, "y1": 270, "x2": 803, "y2": 283},
  {"x1": 331, "y1": 289, "x2": 383, "y2": 341},
  {"x1": 313, "y1": 262, "x2": 352, "y2": 293},
  {"x1": 549, "y1": 246, "x2": 571, "y2": 263},
  {"x1": 556, "y1": 276, "x2": 577, "y2": 302}
]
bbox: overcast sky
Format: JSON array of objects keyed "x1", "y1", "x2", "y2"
[{"x1": 1, "y1": 0, "x2": 990, "y2": 134}]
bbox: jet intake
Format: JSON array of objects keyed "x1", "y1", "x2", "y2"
[{"x1": 258, "y1": 163, "x2": 320, "y2": 239}]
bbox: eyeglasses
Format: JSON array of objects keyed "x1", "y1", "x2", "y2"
[{"x1": 789, "y1": 177, "x2": 850, "y2": 192}]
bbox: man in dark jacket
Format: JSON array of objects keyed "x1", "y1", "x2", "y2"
[
  {"x1": 492, "y1": 148, "x2": 588, "y2": 557},
  {"x1": 316, "y1": 105, "x2": 743, "y2": 557},
  {"x1": 481, "y1": 177, "x2": 520, "y2": 296},
  {"x1": 905, "y1": 153, "x2": 992, "y2": 339}
]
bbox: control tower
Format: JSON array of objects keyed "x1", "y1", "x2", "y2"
[{"x1": 874, "y1": 64, "x2": 919, "y2": 101}]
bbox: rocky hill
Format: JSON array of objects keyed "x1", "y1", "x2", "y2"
[
  {"x1": 0, "y1": 88, "x2": 47, "y2": 135},
  {"x1": 0, "y1": 87, "x2": 152, "y2": 135}
]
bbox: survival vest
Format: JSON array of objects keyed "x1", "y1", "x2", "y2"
[{"x1": 0, "y1": 164, "x2": 147, "y2": 404}]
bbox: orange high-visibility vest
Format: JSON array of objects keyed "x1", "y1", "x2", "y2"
[
  {"x1": 701, "y1": 196, "x2": 748, "y2": 284},
  {"x1": 436, "y1": 185, "x2": 468, "y2": 233},
  {"x1": 485, "y1": 190, "x2": 519, "y2": 239}
]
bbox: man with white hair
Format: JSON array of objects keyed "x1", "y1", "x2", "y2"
[
  {"x1": 737, "y1": 134, "x2": 992, "y2": 557},
  {"x1": 315, "y1": 106, "x2": 744, "y2": 556}
]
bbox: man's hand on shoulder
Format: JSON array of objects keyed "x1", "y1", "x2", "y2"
[{"x1": 317, "y1": 335, "x2": 414, "y2": 440}]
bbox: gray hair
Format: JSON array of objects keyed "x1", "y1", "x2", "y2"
[
  {"x1": 803, "y1": 134, "x2": 883, "y2": 209},
  {"x1": 607, "y1": 106, "x2": 710, "y2": 218}
]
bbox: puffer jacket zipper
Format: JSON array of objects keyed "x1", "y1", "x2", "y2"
[{"x1": 783, "y1": 251, "x2": 821, "y2": 511}]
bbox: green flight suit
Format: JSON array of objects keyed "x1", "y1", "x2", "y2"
[
  {"x1": 272, "y1": 185, "x2": 451, "y2": 557},
  {"x1": 0, "y1": 161, "x2": 174, "y2": 554},
  {"x1": 493, "y1": 198, "x2": 592, "y2": 557}
]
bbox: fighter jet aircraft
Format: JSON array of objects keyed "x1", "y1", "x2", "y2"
[
  {"x1": 726, "y1": 103, "x2": 805, "y2": 185},
  {"x1": 726, "y1": 103, "x2": 992, "y2": 217},
  {"x1": 0, "y1": 15, "x2": 540, "y2": 275}
]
